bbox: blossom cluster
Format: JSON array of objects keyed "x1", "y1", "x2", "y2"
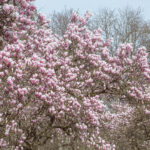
[{"x1": 0, "y1": 0, "x2": 150, "y2": 150}]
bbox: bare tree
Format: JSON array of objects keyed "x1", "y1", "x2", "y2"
[
  {"x1": 49, "y1": 8, "x2": 78, "y2": 36},
  {"x1": 90, "y1": 7, "x2": 150, "y2": 56},
  {"x1": 49, "y1": 7, "x2": 150, "y2": 57}
]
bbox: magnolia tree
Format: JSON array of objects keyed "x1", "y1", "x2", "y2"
[{"x1": 0, "y1": 0, "x2": 150, "y2": 150}]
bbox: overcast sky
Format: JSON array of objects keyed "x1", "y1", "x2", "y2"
[{"x1": 34, "y1": 0, "x2": 150, "y2": 21}]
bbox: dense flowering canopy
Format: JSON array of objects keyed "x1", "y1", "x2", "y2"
[{"x1": 0, "y1": 0, "x2": 150, "y2": 150}]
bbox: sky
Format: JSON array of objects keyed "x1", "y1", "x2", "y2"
[{"x1": 34, "y1": 0, "x2": 150, "y2": 21}]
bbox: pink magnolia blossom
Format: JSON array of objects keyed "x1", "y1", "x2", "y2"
[{"x1": 0, "y1": 0, "x2": 150, "y2": 150}]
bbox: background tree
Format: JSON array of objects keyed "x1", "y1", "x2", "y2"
[
  {"x1": 49, "y1": 8, "x2": 77, "y2": 36},
  {"x1": 50, "y1": 7, "x2": 150, "y2": 57},
  {"x1": 90, "y1": 7, "x2": 150, "y2": 56}
]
